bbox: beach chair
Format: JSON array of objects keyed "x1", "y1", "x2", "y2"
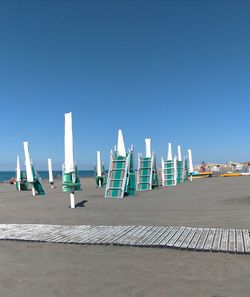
[
  {"x1": 105, "y1": 129, "x2": 135, "y2": 198},
  {"x1": 161, "y1": 143, "x2": 177, "y2": 187},
  {"x1": 177, "y1": 160, "x2": 185, "y2": 184},
  {"x1": 162, "y1": 158, "x2": 177, "y2": 187},
  {"x1": 137, "y1": 152, "x2": 158, "y2": 191},
  {"x1": 176, "y1": 145, "x2": 185, "y2": 184},
  {"x1": 184, "y1": 157, "x2": 189, "y2": 181},
  {"x1": 137, "y1": 138, "x2": 158, "y2": 191},
  {"x1": 105, "y1": 148, "x2": 135, "y2": 198}
]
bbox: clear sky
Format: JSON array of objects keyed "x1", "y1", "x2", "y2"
[{"x1": 0, "y1": 0, "x2": 250, "y2": 170}]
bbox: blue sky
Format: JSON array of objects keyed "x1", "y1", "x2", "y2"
[{"x1": 0, "y1": 0, "x2": 249, "y2": 170}]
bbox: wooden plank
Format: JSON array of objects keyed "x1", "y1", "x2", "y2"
[
  {"x1": 135, "y1": 226, "x2": 160, "y2": 246},
  {"x1": 43, "y1": 226, "x2": 76, "y2": 242},
  {"x1": 5, "y1": 230, "x2": 35, "y2": 241},
  {"x1": 120, "y1": 226, "x2": 149, "y2": 246},
  {"x1": 71, "y1": 227, "x2": 111, "y2": 244},
  {"x1": 0, "y1": 224, "x2": 250, "y2": 256},
  {"x1": 81, "y1": 226, "x2": 111, "y2": 244},
  {"x1": 203, "y1": 228, "x2": 216, "y2": 251},
  {"x1": 0, "y1": 227, "x2": 23, "y2": 239},
  {"x1": 85, "y1": 226, "x2": 115, "y2": 244},
  {"x1": 236, "y1": 229, "x2": 244, "y2": 254},
  {"x1": 13, "y1": 225, "x2": 52, "y2": 242},
  {"x1": 59, "y1": 228, "x2": 87, "y2": 243},
  {"x1": 22, "y1": 225, "x2": 55, "y2": 242},
  {"x1": 45, "y1": 226, "x2": 81, "y2": 242},
  {"x1": 165, "y1": 227, "x2": 186, "y2": 247},
  {"x1": 92, "y1": 226, "x2": 121, "y2": 244},
  {"x1": 212, "y1": 228, "x2": 222, "y2": 252},
  {"x1": 174, "y1": 227, "x2": 192, "y2": 248},
  {"x1": 116, "y1": 226, "x2": 147, "y2": 245},
  {"x1": 188, "y1": 228, "x2": 203, "y2": 250},
  {"x1": 132, "y1": 226, "x2": 158, "y2": 246},
  {"x1": 219, "y1": 229, "x2": 228, "y2": 252},
  {"x1": 0, "y1": 224, "x2": 8, "y2": 232},
  {"x1": 228, "y1": 229, "x2": 236, "y2": 253},
  {"x1": 128, "y1": 226, "x2": 155, "y2": 246},
  {"x1": 112, "y1": 226, "x2": 139, "y2": 245},
  {"x1": 158, "y1": 227, "x2": 180, "y2": 246},
  {"x1": 180, "y1": 228, "x2": 197, "y2": 249},
  {"x1": 102, "y1": 226, "x2": 135, "y2": 245},
  {"x1": 96, "y1": 226, "x2": 123, "y2": 244},
  {"x1": 113, "y1": 226, "x2": 142, "y2": 245},
  {"x1": 51, "y1": 227, "x2": 85, "y2": 243},
  {"x1": 150, "y1": 227, "x2": 174, "y2": 246},
  {"x1": 3, "y1": 225, "x2": 37, "y2": 240},
  {"x1": 195, "y1": 228, "x2": 210, "y2": 251},
  {"x1": 72, "y1": 225, "x2": 103, "y2": 244},
  {"x1": 0, "y1": 224, "x2": 21, "y2": 236},
  {"x1": 242, "y1": 229, "x2": 250, "y2": 254},
  {"x1": 142, "y1": 227, "x2": 170, "y2": 247},
  {"x1": 3, "y1": 225, "x2": 32, "y2": 237},
  {"x1": 31, "y1": 226, "x2": 51, "y2": 240},
  {"x1": 78, "y1": 226, "x2": 107, "y2": 244}
]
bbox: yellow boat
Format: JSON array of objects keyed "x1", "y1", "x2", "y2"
[
  {"x1": 192, "y1": 171, "x2": 213, "y2": 179},
  {"x1": 220, "y1": 173, "x2": 241, "y2": 177}
]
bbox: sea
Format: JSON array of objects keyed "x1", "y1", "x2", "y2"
[{"x1": 0, "y1": 170, "x2": 95, "y2": 182}]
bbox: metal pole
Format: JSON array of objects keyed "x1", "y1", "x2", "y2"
[
  {"x1": 32, "y1": 186, "x2": 36, "y2": 196},
  {"x1": 70, "y1": 188, "x2": 75, "y2": 208}
]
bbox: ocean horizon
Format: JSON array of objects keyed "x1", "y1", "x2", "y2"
[{"x1": 0, "y1": 170, "x2": 95, "y2": 182}]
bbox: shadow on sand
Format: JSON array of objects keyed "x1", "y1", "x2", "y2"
[{"x1": 75, "y1": 200, "x2": 88, "y2": 208}]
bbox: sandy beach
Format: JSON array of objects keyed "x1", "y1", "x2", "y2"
[{"x1": 0, "y1": 177, "x2": 250, "y2": 296}]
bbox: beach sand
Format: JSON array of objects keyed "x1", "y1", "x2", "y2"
[{"x1": 0, "y1": 177, "x2": 250, "y2": 296}]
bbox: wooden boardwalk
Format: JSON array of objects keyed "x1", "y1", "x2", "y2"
[{"x1": 0, "y1": 224, "x2": 249, "y2": 254}]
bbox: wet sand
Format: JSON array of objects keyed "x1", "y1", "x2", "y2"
[{"x1": 0, "y1": 177, "x2": 250, "y2": 296}]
